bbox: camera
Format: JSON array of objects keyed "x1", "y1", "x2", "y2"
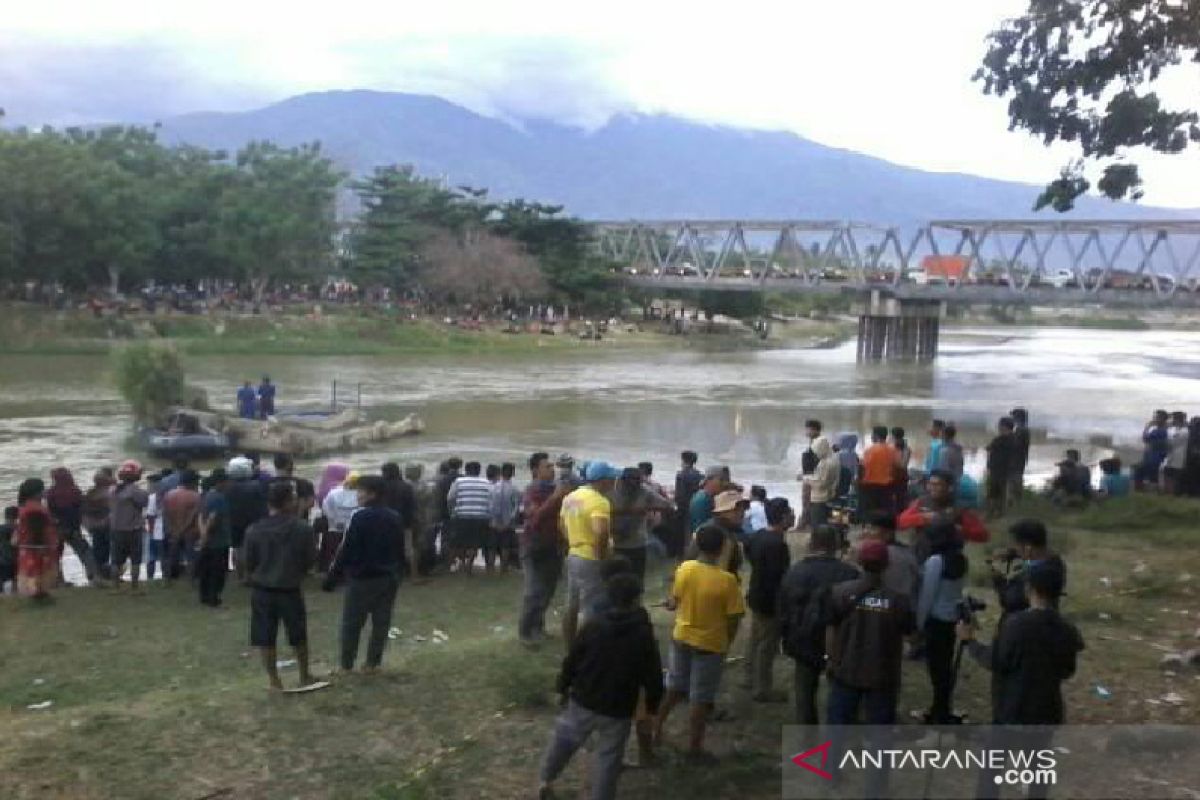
[{"x1": 956, "y1": 595, "x2": 986, "y2": 624}]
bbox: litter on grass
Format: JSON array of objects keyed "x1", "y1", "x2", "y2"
[{"x1": 26, "y1": 701, "x2": 53, "y2": 711}]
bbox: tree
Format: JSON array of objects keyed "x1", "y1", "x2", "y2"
[
  {"x1": 112, "y1": 342, "x2": 187, "y2": 423},
  {"x1": 975, "y1": 0, "x2": 1200, "y2": 211},
  {"x1": 217, "y1": 142, "x2": 342, "y2": 302},
  {"x1": 488, "y1": 200, "x2": 617, "y2": 309},
  {"x1": 420, "y1": 229, "x2": 546, "y2": 305}
]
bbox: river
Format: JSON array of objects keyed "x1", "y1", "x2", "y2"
[{"x1": 3, "y1": 326, "x2": 1199, "y2": 506}]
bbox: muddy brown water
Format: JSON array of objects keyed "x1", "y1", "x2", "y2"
[{"x1": 3, "y1": 325, "x2": 1199, "y2": 581}]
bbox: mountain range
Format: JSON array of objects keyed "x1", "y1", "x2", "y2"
[{"x1": 153, "y1": 90, "x2": 1189, "y2": 224}]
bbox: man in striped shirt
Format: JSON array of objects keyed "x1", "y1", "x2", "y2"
[{"x1": 447, "y1": 462, "x2": 493, "y2": 576}]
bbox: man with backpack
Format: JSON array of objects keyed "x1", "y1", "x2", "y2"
[{"x1": 778, "y1": 524, "x2": 860, "y2": 724}]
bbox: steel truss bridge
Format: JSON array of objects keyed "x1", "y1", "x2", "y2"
[{"x1": 595, "y1": 219, "x2": 1200, "y2": 307}]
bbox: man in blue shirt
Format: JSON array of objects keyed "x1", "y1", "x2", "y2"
[
  {"x1": 324, "y1": 475, "x2": 405, "y2": 672},
  {"x1": 688, "y1": 467, "x2": 724, "y2": 537},
  {"x1": 923, "y1": 419, "x2": 945, "y2": 475},
  {"x1": 257, "y1": 376, "x2": 276, "y2": 419},
  {"x1": 236, "y1": 381, "x2": 257, "y2": 419}
]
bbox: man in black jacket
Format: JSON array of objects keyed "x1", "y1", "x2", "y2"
[
  {"x1": 990, "y1": 519, "x2": 1068, "y2": 616},
  {"x1": 538, "y1": 573, "x2": 663, "y2": 800},
  {"x1": 324, "y1": 475, "x2": 406, "y2": 673},
  {"x1": 244, "y1": 481, "x2": 319, "y2": 691},
  {"x1": 777, "y1": 524, "x2": 860, "y2": 724},
  {"x1": 985, "y1": 417, "x2": 1017, "y2": 519},
  {"x1": 743, "y1": 498, "x2": 792, "y2": 701},
  {"x1": 960, "y1": 562, "x2": 1083, "y2": 799}
]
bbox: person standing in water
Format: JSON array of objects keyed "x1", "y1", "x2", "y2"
[
  {"x1": 237, "y1": 381, "x2": 258, "y2": 420},
  {"x1": 257, "y1": 376, "x2": 277, "y2": 419}
]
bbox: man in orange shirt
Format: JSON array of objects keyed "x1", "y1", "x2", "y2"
[{"x1": 859, "y1": 426, "x2": 897, "y2": 519}]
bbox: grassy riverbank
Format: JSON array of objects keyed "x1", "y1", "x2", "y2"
[
  {"x1": 1, "y1": 495, "x2": 1196, "y2": 799},
  {"x1": 0, "y1": 303, "x2": 851, "y2": 357}
]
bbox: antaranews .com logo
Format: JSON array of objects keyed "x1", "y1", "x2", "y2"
[{"x1": 781, "y1": 725, "x2": 1198, "y2": 800}]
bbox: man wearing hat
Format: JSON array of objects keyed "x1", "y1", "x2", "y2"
[
  {"x1": 686, "y1": 489, "x2": 747, "y2": 576},
  {"x1": 559, "y1": 461, "x2": 618, "y2": 645}
]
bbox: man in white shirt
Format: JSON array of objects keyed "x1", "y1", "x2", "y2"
[{"x1": 1164, "y1": 411, "x2": 1190, "y2": 494}]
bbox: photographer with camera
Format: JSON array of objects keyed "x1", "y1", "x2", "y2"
[
  {"x1": 990, "y1": 519, "x2": 1067, "y2": 617},
  {"x1": 897, "y1": 469, "x2": 989, "y2": 563},
  {"x1": 916, "y1": 520, "x2": 968, "y2": 724},
  {"x1": 958, "y1": 561, "x2": 1084, "y2": 799}
]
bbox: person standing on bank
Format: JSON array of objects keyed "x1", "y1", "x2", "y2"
[
  {"x1": 859, "y1": 426, "x2": 897, "y2": 518},
  {"x1": 324, "y1": 475, "x2": 405, "y2": 673},
  {"x1": 654, "y1": 524, "x2": 745, "y2": 763},
  {"x1": 447, "y1": 462, "x2": 493, "y2": 575},
  {"x1": 244, "y1": 481, "x2": 320, "y2": 691},
  {"x1": 609, "y1": 466, "x2": 675, "y2": 582},
  {"x1": 560, "y1": 462, "x2": 618, "y2": 645},
  {"x1": 537, "y1": 572, "x2": 664, "y2": 800},
  {"x1": 916, "y1": 520, "x2": 968, "y2": 725},
  {"x1": 82, "y1": 468, "x2": 115, "y2": 580},
  {"x1": 1009, "y1": 408, "x2": 1031, "y2": 503},
  {"x1": 743, "y1": 497, "x2": 792, "y2": 702},
  {"x1": 985, "y1": 417, "x2": 1017, "y2": 519},
  {"x1": 197, "y1": 469, "x2": 233, "y2": 607},
  {"x1": 778, "y1": 524, "x2": 860, "y2": 725},
  {"x1": 799, "y1": 420, "x2": 823, "y2": 529},
  {"x1": 673, "y1": 451, "x2": 704, "y2": 557},
  {"x1": 110, "y1": 460, "x2": 149, "y2": 592},
  {"x1": 47, "y1": 467, "x2": 101, "y2": 586},
  {"x1": 803, "y1": 436, "x2": 840, "y2": 529},
  {"x1": 519, "y1": 453, "x2": 570, "y2": 645},
  {"x1": 14, "y1": 479, "x2": 59, "y2": 601}
]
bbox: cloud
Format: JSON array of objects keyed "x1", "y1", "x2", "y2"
[{"x1": 0, "y1": 37, "x2": 272, "y2": 126}]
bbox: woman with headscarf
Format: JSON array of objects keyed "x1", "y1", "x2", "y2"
[
  {"x1": 82, "y1": 468, "x2": 115, "y2": 580},
  {"x1": 15, "y1": 478, "x2": 59, "y2": 600},
  {"x1": 46, "y1": 467, "x2": 101, "y2": 585}
]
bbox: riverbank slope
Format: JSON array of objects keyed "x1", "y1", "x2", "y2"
[{"x1": 0, "y1": 495, "x2": 1195, "y2": 799}]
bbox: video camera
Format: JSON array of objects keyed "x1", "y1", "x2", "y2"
[{"x1": 956, "y1": 595, "x2": 986, "y2": 625}]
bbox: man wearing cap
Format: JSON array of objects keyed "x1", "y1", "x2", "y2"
[
  {"x1": 827, "y1": 539, "x2": 915, "y2": 727},
  {"x1": 743, "y1": 498, "x2": 792, "y2": 702},
  {"x1": 110, "y1": 460, "x2": 149, "y2": 593},
  {"x1": 687, "y1": 466, "x2": 725, "y2": 539},
  {"x1": 559, "y1": 461, "x2": 618, "y2": 645},
  {"x1": 685, "y1": 490, "x2": 746, "y2": 576}
]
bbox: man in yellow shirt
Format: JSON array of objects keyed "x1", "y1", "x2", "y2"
[
  {"x1": 654, "y1": 523, "x2": 745, "y2": 763},
  {"x1": 559, "y1": 461, "x2": 618, "y2": 644}
]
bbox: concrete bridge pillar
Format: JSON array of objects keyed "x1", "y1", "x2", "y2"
[{"x1": 854, "y1": 291, "x2": 944, "y2": 363}]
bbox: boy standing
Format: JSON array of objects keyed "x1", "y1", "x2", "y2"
[
  {"x1": 244, "y1": 481, "x2": 319, "y2": 691},
  {"x1": 537, "y1": 573, "x2": 663, "y2": 800},
  {"x1": 654, "y1": 524, "x2": 745, "y2": 763}
]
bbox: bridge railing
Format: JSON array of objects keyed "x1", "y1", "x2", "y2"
[{"x1": 593, "y1": 219, "x2": 1200, "y2": 300}]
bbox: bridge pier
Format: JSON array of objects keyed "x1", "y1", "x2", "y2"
[{"x1": 854, "y1": 292, "x2": 944, "y2": 363}]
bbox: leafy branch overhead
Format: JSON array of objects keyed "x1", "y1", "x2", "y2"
[{"x1": 975, "y1": 0, "x2": 1200, "y2": 211}]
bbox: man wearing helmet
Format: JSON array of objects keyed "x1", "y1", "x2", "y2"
[{"x1": 110, "y1": 460, "x2": 149, "y2": 592}]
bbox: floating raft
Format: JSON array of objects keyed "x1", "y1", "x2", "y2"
[{"x1": 166, "y1": 406, "x2": 425, "y2": 457}]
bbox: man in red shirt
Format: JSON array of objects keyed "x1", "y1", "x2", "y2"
[
  {"x1": 897, "y1": 469, "x2": 988, "y2": 562},
  {"x1": 859, "y1": 426, "x2": 898, "y2": 519},
  {"x1": 519, "y1": 452, "x2": 570, "y2": 645}
]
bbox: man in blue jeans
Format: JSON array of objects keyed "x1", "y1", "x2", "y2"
[{"x1": 826, "y1": 539, "x2": 914, "y2": 793}]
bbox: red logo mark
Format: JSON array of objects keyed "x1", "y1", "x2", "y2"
[{"x1": 791, "y1": 740, "x2": 833, "y2": 780}]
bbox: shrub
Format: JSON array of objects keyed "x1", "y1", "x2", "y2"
[{"x1": 111, "y1": 342, "x2": 187, "y2": 423}]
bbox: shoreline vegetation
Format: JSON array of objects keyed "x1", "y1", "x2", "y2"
[
  {"x1": 0, "y1": 495, "x2": 1196, "y2": 799},
  {"x1": 2, "y1": 301, "x2": 1194, "y2": 358},
  {"x1": 0, "y1": 302, "x2": 854, "y2": 357}
]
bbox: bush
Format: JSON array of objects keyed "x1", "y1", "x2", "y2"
[
  {"x1": 1067, "y1": 494, "x2": 1200, "y2": 533},
  {"x1": 111, "y1": 342, "x2": 187, "y2": 423}
]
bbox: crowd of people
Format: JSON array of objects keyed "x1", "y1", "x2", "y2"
[{"x1": 11, "y1": 407, "x2": 1177, "y2": 800}]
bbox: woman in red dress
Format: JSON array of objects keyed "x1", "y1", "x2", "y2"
[{"x1": 14, "y1": 478, "x2": 59, "y2": 600}]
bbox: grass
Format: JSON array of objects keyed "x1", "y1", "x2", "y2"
[{"x1": 1, "y1": 496, "x2": 1198, "y2": 799}]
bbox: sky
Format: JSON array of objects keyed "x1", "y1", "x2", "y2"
[{"x1": 3, "y1": 0, "x2": 1198, "y2": 207}]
